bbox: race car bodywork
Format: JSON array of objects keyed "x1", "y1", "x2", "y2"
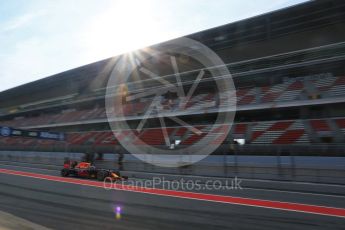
[{"x1": 61, "y1": 161, "x2": 128, "y2": 181}]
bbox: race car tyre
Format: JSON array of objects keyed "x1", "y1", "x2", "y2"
[
  {"x1": 97, "y1": 170, "x2": 108, "y2": 181},
  {"x1": 61, "y1": 168, "x2": 69, "y2": 177}
]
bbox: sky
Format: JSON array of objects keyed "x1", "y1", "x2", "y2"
[{"x1": 0, "y1": 0, "x2": 307, "y2": 92}]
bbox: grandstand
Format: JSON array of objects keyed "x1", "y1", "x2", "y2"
[{"x1": 1, "y1": 0, "x2": 345, "y2": 160}]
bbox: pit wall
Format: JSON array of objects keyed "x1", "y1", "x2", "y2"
[{"x1": 0, "y1": 151, "x2": 344, "y2": 185}]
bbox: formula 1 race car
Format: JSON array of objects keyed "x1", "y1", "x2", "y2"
[{"x1": 61, "y1": 161, "x2": 128, "y2": 181}]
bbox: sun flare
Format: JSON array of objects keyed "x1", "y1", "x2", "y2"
[{"x1": 83, "y1": 0, "x2": 170, "y2": 59}]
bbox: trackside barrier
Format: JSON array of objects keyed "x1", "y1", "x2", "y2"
[{"x1": 0, "y1": 151, "x2": 344, "y2": 185}]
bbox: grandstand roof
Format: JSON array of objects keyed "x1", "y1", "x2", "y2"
[{"x1": 1, "y1": 0, "x2": 344, "y2": 110}]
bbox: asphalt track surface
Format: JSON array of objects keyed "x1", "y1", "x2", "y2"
[{"x1": 0, "y1": 163, "x2": 344, "y2": 230}]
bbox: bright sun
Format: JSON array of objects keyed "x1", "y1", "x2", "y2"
[{"x1": 83, "y1": 0, "x2": 173, "y2": 60}]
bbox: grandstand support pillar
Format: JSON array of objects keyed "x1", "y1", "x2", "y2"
[
  {"x1": 289, "y1": 149, "x2": 296, "y2": 179},
  {"x1": 117, "y1": 152, "x2": 124, "y2": 171},
  {"x1": 304, "y1": 79, "x2": 318, "y2": 97},
  {"x1": 223, "y1": 148, "x2": 228, "y2": 177},
  {"x1": 302, "y1": 120, "x2": 316, "y2": 142},
  {"x1": 233, "y1": 144, "x2": 238, "y2": 176},
  {"x1": 246, "y1": 124, "x2": 253, "y2": 142},
  {"x1": 327, "y1": 119, "x2": 343, "y2": 143},
  {"x1": 276, "y1": 148, "x2": 283, "y2": 177}
]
